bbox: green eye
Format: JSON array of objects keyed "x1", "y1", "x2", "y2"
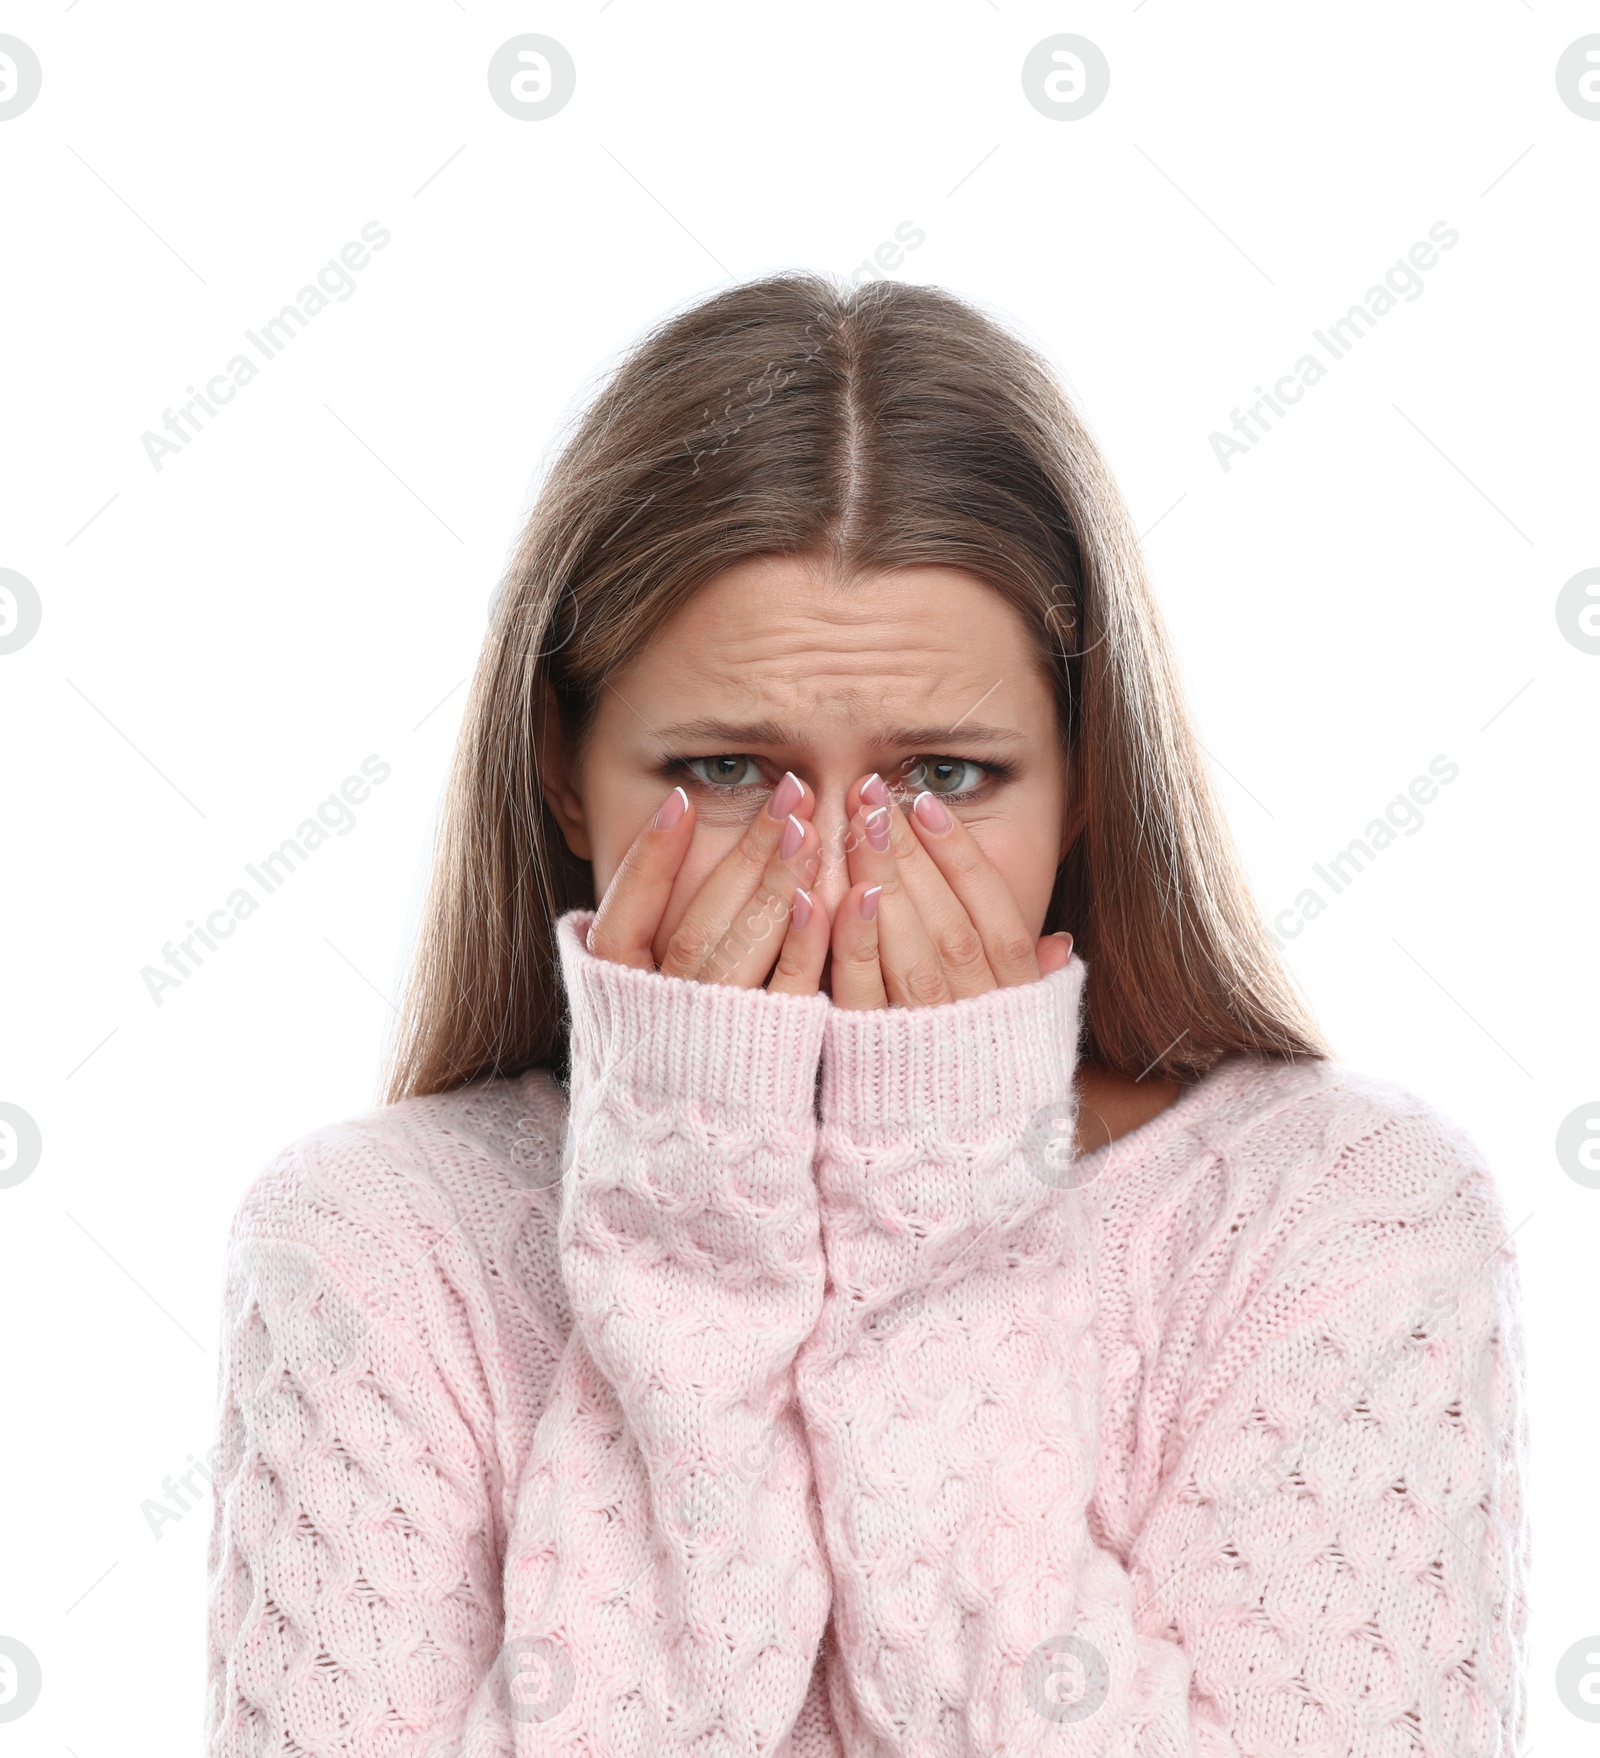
[
  {"x1": 685, "y1": 754, "x2": 765, "y2": 788},
  {"x1": 904, "y1": 758, "x2": 986, "y2": 797}
]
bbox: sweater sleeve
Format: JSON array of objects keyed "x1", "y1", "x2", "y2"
[
  {"x1": 206, "y1": 1127, "x2": 511, "y2": 1756},
  {"x1": 794, "y1": 956, "x2": 1130, "y2": 1755},
  {"x1": 460, "y1": 909, "x2": 838, "y2": 1756},
  {"x1": 794, "y1": 963, "x2": 1527, "y2": 1757}
]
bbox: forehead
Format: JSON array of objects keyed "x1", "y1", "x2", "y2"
[{"x1": 609, "y1": 557, "x2": 1052, "y2": 728}]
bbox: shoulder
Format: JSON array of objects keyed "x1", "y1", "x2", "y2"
[
  {"x1": 225, "y1": 1065, "x2": 572, "y2": 1314},
  {"x1": 1092, "y1": 1053, "x2": 1520, "y2": 1339},
  {"x1": 215, "y1": 1070, "x2": 574, "y2": 1526},
  {"x1": 1181, "y1": 1056, "x2": 1521, "y2": 1344},
  {"x1": 1191, "y1": 1054, "x2": 1506, "y2": 1239}
]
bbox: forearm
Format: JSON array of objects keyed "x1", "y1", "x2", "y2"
[
  {"x1": 470, "y1": 909, "x2": 835, "y2": 1755},
  {"x1": 208, "y1": 1228, "x2": 502, "y2": 1757},
  {"x1": 795, "y1": 960, "x2": 1130, "y2": 1754}
]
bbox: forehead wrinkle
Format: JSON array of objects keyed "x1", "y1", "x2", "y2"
[
  {"x1": 694, "y1": 609, "x2": 996, "y2": 674},
  {"x1": 631, "y1": 628, "x2": 1046, "y2": 748},
  {"x1": 672, "y1": 667, "x2": 902, "y2": 729}
]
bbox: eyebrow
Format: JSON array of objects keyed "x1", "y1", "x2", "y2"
[{"x1": 647, "y1": 717, "x2": 1027, "y2": 748}]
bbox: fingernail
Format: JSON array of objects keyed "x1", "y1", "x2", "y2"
[
  {"x1": 864, "y1": 805, "x2": 891, "y2": 852},
  {"x1": 912, "y1": 790, "x2": 951, "y2": 834},
  {"x1": 653, "y1": 786, "x2": 688, "y2": 830},
  {"x1": 860, "y1": 772, "x2": 890, "y2": 810},
  {"x1": 860, "y1": 884, "x2": 882, "y2": 922},
  {"x1": 791, "y1": 887, "x2": 813, "y2": 931},
  {"x1": 1057, "y1": 931, "x2": 1075, "y2": 959},
  {"x1": 767, "y1": 770, "x2": 804, "y2": 821},
  {"x1": 780, "y1": 813, "x2": 805, "y2": 859}
]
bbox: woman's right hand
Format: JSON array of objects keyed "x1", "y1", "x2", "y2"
[{"x1": 583, "y1": 774, "x2": 833, "y2": 996}]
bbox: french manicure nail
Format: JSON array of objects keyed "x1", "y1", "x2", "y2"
[
  {"x1": 865, "y1": 806, "x2": 891, "y2": 852},
  {"x1": 653, "y1": 786, "x2": 688, "y2": 830},
  {"x1": 912, "y1": 790, "x2": 952, "y2": 834},
  {"x1": 860, "y1": 884, "x2": 882, "y2": 922},
  {"x1": 860, "y1": 772, "x2": 890, "y2": 810},
  {"x1": 767, "y1": 770, "x2": 804, "y2": 821},
  {"x1": 791, "y1": 887, "x2": 813, "y2": 931},
  {"x1": 780, "y1": 813, "x2": 805, "y2": 859}
]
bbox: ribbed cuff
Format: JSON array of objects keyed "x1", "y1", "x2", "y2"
[
  {"x1": 820, "y1": 955, "x2": 1087, "y2": 1139},
  {"x1": 556, "y1": 909, "x2": 830, "y2": 1127}
]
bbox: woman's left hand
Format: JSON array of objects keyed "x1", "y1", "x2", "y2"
[{"x1": 829, "y1": 772, "x2": 1073, "y2": 1010}]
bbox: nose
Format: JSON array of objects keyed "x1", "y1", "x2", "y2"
[{"x1": 806, "y1": 784, "x2": 856, "y2": 920}]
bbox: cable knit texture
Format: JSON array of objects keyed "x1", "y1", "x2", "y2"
[{"x1": 208, "y1": 907, "x2": 1527, "y2": 1757}]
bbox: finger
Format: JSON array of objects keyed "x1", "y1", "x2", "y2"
[
  {"x1": 857, "y1": 772, "x2": 1005, "y2": 997},
  {"x1": 1035, "y1": 930, "x2": 1075, "y2": 979},
  {"x1": 766, "y1": 883, "x2": 830, "y2": 996},
  {"x1": 699, "y1": 810, "x2": 825, "y2": 989},
  {"x1": 829, "y1": 880, "x2": 888, "y2": 1010},
  {"x1": 587, "y1": 785, "x2": 696, "y2": 969},
  {"x1": 655, "y1": 769, "x2": 812, "y2": 980},
  {"x1": 902, "y1": 787, "x2": 1043, "y2": 988},
  {"x1": 854, "y1": 780, "x2": 996, "y2": 1000},
  {"x1": 845, "y1": 795, "x2": 956, "y2": 1008}
]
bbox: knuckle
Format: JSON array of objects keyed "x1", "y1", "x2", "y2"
[
  {"x1": 934, "y1": 923, "x2": 986, "y2": 972},
  {"x1": 747, "y1": 883, "x2": 786, "y2": 925},
  {"x1": 585, "y1": 910, "x2": 636, "y2": 966},
  {"x1": 991, "y1": 927, "x2": 1037, "y2": 971},
  {"x1": 736, "y1": 891, "x2": 784, "y2": 948},
  {"x1": 841, "y1": 937, "x2": 882, "y2": 972},
  {"x1": 902, "y1": 960, "x2": 951, "y2": 1008},
  {"x1": 663, "y1": 920, "x2": 716, "y2": 971},
  {"x1": 733, "y1": 832, "x2": 773, "y2": 877},
  {"x1": 943, "y1": 835, "x2": 984, "y2": 877},
  {"x1": 771, "y1": 942, "x2": 810, "y2": 986}
]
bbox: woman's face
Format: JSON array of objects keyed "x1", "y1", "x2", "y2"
[{"x1": 544, "y1": 555, "x2": 1075, "y2": 990}]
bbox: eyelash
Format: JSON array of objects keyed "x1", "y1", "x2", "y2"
[{"x1": 667, "y1": 755, "x2": 1017, "y2": 800}]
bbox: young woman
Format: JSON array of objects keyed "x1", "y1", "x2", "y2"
[{"x1": 206, "y1": 275, "x2": 1527, "y2": 1756}]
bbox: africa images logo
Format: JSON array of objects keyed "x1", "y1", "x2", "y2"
[{"x1": 139, "y1": 224, "x2": 391, "y2": 471}]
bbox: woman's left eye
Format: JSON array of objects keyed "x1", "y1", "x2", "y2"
[
  {"x1": 902, "y1": 758, "x2": 988, "y2": 797},
  {"x1": 683, "y1": 754, "x2": 765, "y2": 789}
]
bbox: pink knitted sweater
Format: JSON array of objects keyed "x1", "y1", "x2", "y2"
[{"x1": 207, "y1": 909, "x2": 1528, "y2": 1756}]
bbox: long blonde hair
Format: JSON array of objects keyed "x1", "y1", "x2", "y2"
[{"x1": 381, "y1": 272, "x2": 1328, "y2": 1101}]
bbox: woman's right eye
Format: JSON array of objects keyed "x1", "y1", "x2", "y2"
[{"x1": 683, "y1": 754, "x2": 765, "y2": 789}]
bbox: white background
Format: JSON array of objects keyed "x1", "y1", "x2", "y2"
[{"x1": 2, "y1": 2, "x2": 1596, "y2": 1750}]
